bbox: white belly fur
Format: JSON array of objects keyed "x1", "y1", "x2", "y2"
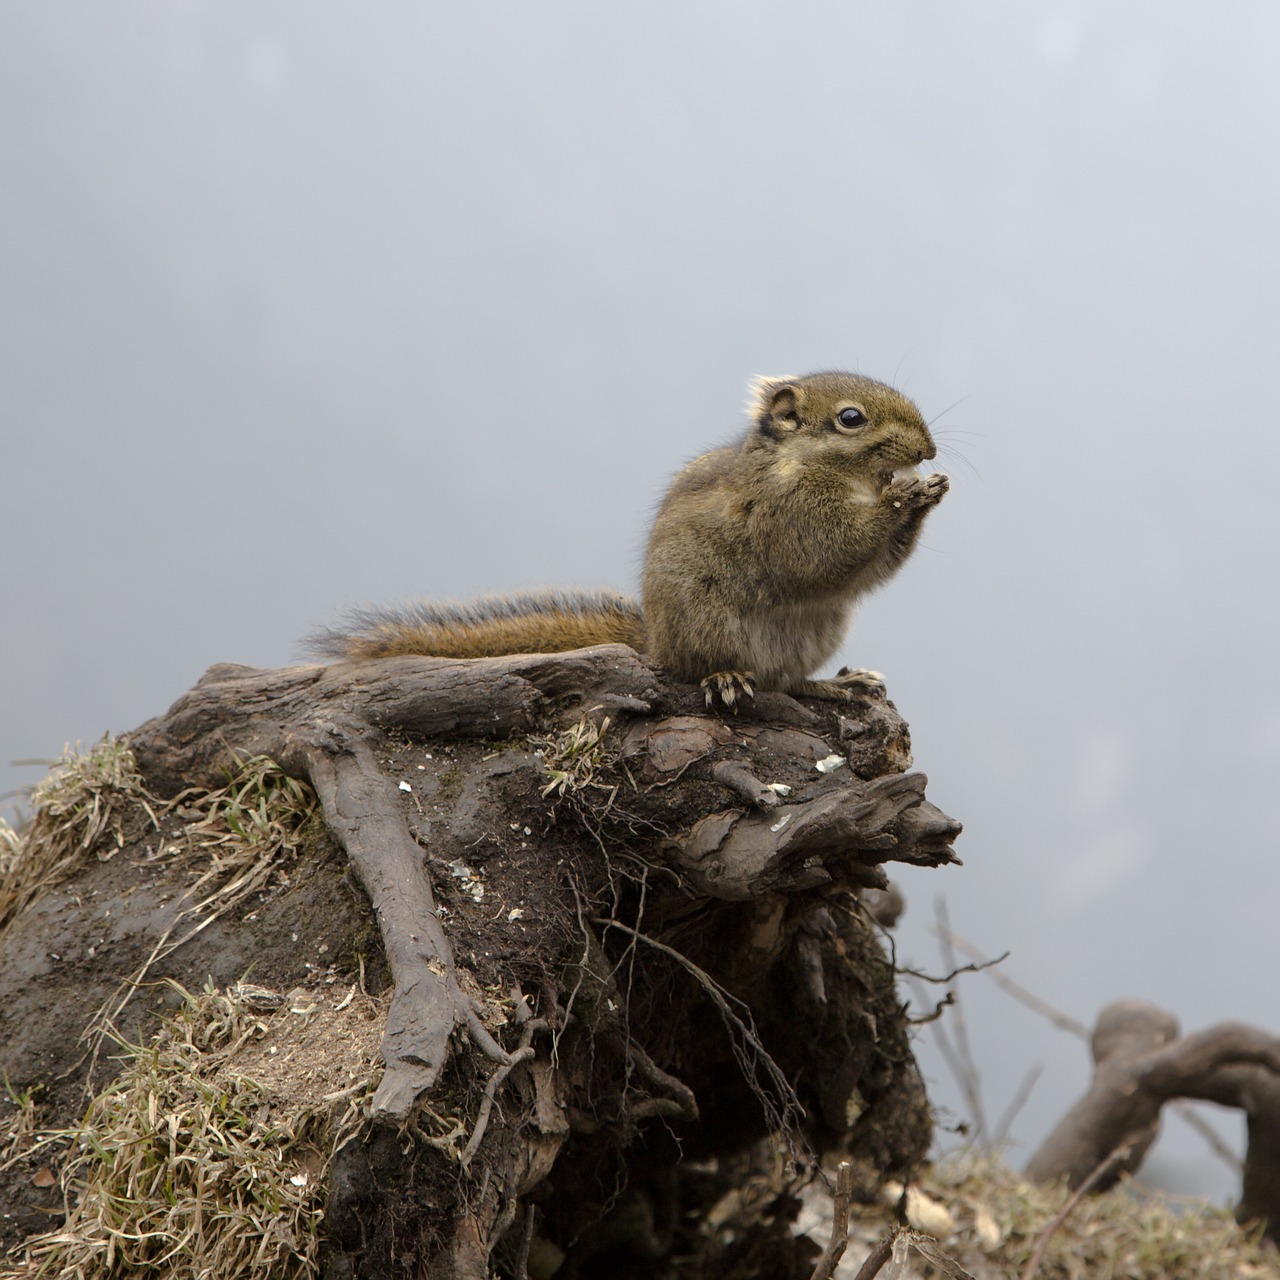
[{"x1": 746, "y1": 597, "x2": 851, "y2": 689}]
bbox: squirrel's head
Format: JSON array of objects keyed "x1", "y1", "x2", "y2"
[{"x1": 746, "y1": 371, "x2": 936, "y2": 483}]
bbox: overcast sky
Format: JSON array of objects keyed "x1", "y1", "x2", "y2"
[{"x1": 4, "y1": 3, "x2": 1279, "y2": 1200}]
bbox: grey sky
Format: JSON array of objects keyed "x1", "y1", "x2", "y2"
[{"x1": 4, "y1": 3, "x2": 1279, "y2": 1199}]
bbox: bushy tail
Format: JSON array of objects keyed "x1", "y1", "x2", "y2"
[{"x1": 308, "y1": 589, "x2": 646, "y2": 660}]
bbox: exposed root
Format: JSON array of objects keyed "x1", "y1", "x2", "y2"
[
  {"x1": 462, "y1": 1018, "x2": 552, "y2": 1167},
  {"x1": 595, "y1": 916, "x2": 806, "y2": 1153}
]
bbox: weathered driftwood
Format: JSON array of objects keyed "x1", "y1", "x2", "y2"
[
  {"x1": 119, "y1": 643, "x2": 961, "y2": 1276},
  {"x1": 1025, "y1": 999, "x2": 1280, "y2": 1238}
]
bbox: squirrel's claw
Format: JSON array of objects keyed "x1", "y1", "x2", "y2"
[{"x1": 701, "y1": 670, "x2": 756, "y2": 710}]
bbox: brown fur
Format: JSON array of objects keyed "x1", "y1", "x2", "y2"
[
  {"x1": 641, "y1": 371, "x2": 946, "y2": 693},
  {"x1": 309, "y1": 591, "x2": 645, "y2": 661}
]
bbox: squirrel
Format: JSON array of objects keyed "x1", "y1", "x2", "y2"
[{"x1": 310, "y1": 371, "x2": 949, "y2": 706}]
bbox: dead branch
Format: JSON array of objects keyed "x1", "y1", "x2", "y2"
[
  {"x1": 944, "y1": 930, "x2": 1239, "y2": 1170},
  {"x1": 851, "y1": 1228, "x2": 975, "y2": 1280},
  {"x1": 1026, "y1": 999, "x2": 1280, "y2": 1239},
  {"x1": 851, "y1": 1234, "x2": 895, "y2": 1280},
  {"x1": 809, "y1": 1161, "x2": 853, "y2": 1280}
]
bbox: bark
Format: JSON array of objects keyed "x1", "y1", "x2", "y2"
[{"x1": 1025, "y1": 999, "x2": 1280, "y2": 1239}]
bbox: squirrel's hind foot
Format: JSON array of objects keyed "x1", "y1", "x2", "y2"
[
  {"x1": 701, "y1": 670, "x2": 756, "y2": 710},
  {"x1": 794, "y1": 668, "x2": 886, "y2": 702}
]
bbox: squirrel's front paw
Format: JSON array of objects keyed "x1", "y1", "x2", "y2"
[
  {"x1": 796, "y1": 668, "x2": 887, "y2": 703},
  {"x1": 888, "y1": 471, "x2": 949, "y2": 509},
  {"x1": 701, "y1": 670, "x2": 756, "y2": 710}
]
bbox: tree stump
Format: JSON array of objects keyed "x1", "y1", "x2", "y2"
[{"x1": 1, "y1": 644, "x2": 962, "y2": 1278}]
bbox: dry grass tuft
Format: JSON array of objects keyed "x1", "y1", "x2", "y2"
[
  {"x1": 533, "y1": 715, "x2": 616, "y2": 803},
  {"x1": 2, "y1": 744, "x2": 318, "y2": 955},
  {"x1": 838, "y1": 1151, "x2": 1280, "y2": 1280},
  {"x1": 966, "y1": 1155, "x2": 1275, "y2": 1279},
  {"x1": 7, "y1": 981, "x2": 379, "y2": 1280},
  {"x1": 1, "y1": 749, "x2": 371, "y2": 1276},
  {"x1": 0, "y1": 738, "x2": 157, "y2": 941},
  {"x1": 163, "y1": 754, "x2": 320, "y2": 924},
  {"x1": 81, "y1": 754, "x2": 320, "y2": 1056},
  {"x1": 0, "y1": 1080, "x2": 41, "y2": 1172}
]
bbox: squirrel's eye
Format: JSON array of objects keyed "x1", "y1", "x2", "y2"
[{"x1": 836, "y1": 407, "x2": 867, "y2": 429}]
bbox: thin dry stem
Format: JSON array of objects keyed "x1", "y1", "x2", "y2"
[
  {"x1": 809, "y1": 1160, "x2": 853, "y2": 1280},
  {"x1": 1019, "y1": 1144, "x2": 1133, "y2": 1280}
]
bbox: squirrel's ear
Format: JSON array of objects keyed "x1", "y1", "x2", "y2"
[{"x1": 748, "y1": 375, "x2": 802, "y2": 435}]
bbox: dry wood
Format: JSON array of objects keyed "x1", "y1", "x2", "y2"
[
  {"x1": 1026, "y1": 999, "x2": 1280, "y2": 1239},
  {"x1": 809, "y1": 1160, "x2": 854, "y2": 1280}
]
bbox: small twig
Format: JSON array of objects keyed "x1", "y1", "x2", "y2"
[
  {"x1": 461, "y1": 1019, "x2": 549, "y2": 1167},
  {"x1": 940, "y1": 928, "x2": 1089, "y2": 1039},
  {"x1": 1019, "y1": 1144, "x2": 1131, "y2": 1280},
  {"x1": 808, "y1": 1161, "x2": 853, "y2": 1280},
  {"x1": 514, "y1": 1202, "x2": 536, "y2": 1280},
  {"x1": 993, "y1": 1062, "x2": 1044, "y2": 1149},
  {"x1": 907, "y1": 988, "x2": 954, "y2": 1025},
  {"x1": 935, "y1": 898, "x2": 987, "y2": 1140},
  {"x1": 851, "y1": 1231, "x2": 896, "y2": 1280},
  {"x1": 461, "y1": 1046, "x2": 536, "y2": 1167},
  {"x1": 897, "y1": 953, "x2": 1009, "y2": 986}
]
